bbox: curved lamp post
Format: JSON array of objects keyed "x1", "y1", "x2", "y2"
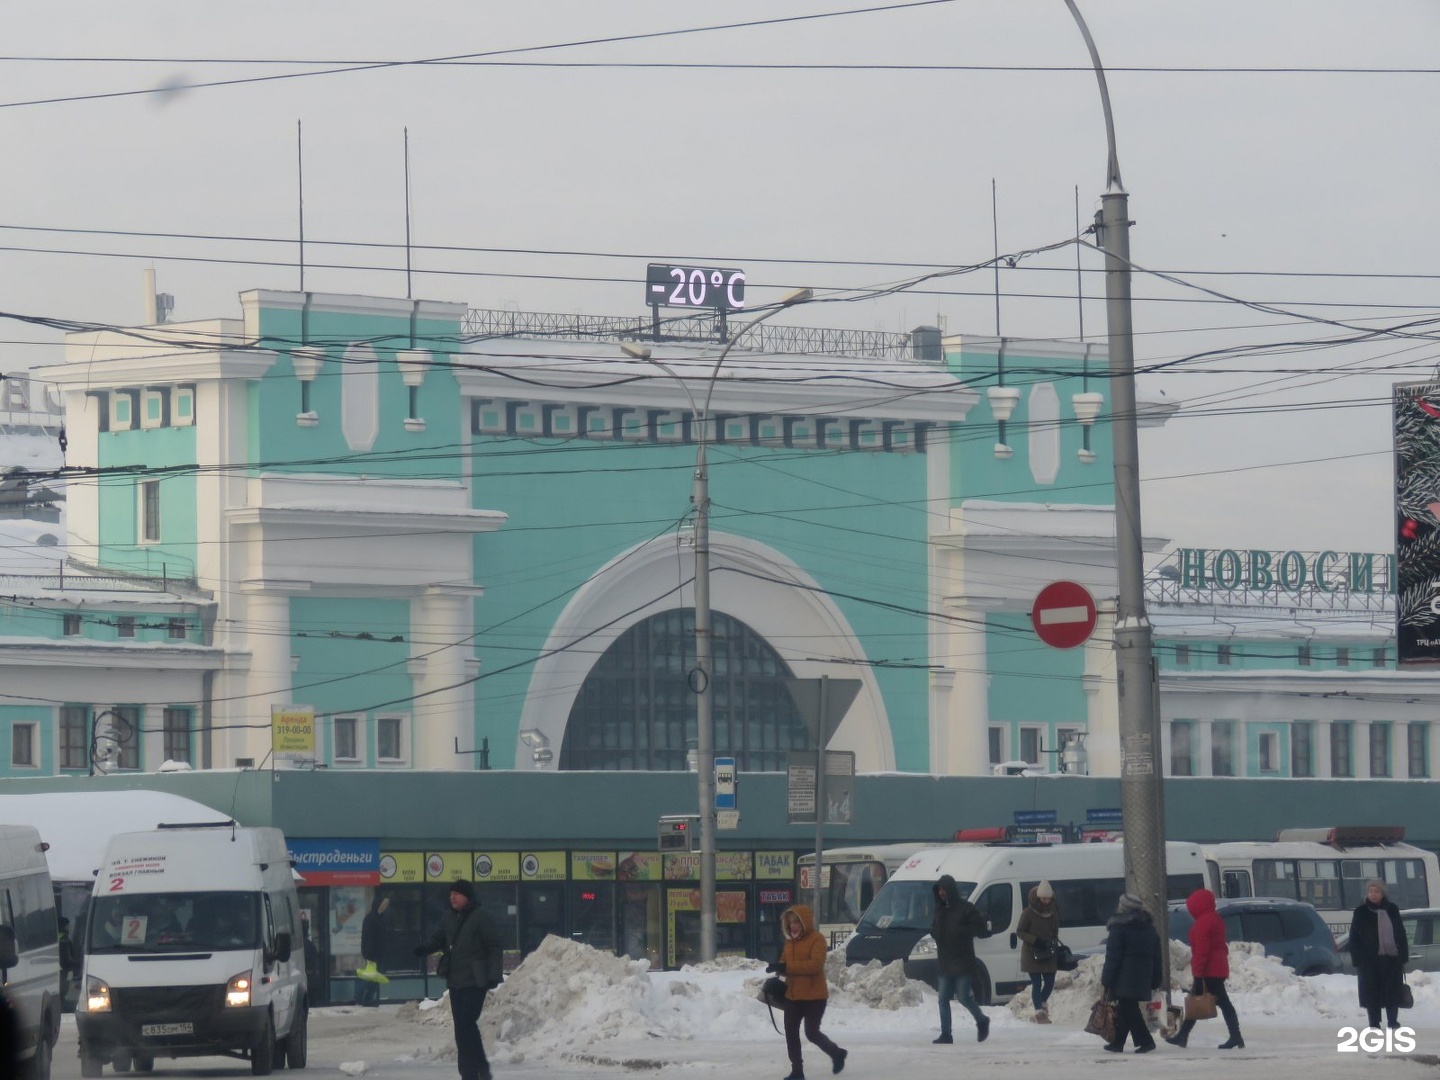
[
  {"x1": 624, "y1": 286, "x2": 814, "y2": 961},
  {"x1": 1064, "y1": 0, "x2": 1167, "y2": 960}
]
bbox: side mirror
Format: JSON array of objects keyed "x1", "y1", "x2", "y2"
[
  {"x1": 0, "y1": 925, "x2": 18, "y2": 968},
  {"x1": 273, "y1": 930, "x2": 292, "y2": 964}
]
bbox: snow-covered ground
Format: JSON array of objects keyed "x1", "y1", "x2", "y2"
[{"x1": 50, "y1": 936, "x2": 1440, "y2": 1077}]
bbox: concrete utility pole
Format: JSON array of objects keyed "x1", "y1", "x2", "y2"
[{"x1": 1064, "y1": 1, "x2": 1170, "y2": 974}]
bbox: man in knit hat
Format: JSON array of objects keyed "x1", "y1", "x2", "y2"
[{"x1": 416, "y1": 881, "x2": 502, "y2": 1080}]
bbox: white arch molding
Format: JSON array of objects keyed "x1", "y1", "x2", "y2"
[{"x1": 514, "y1": 532, "x2": 895, "y2": 771}]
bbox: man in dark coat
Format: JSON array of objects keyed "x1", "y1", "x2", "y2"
[
  {"x1": 357, "y1": 895, "x2": 390, "y2": 1007},
  {"x1": 1100, "y1": 892, "x2": 1161, "y2": 1054},
  {"x1": 1349, "y1": 878, "x2": 1409, "y2": 1030},
  {"x1": 416, "y1": 882, "x2": 501, "y2": 1080},
  {"x1": 929, "y1": 874, "x2": 990, "y2": 1044}
]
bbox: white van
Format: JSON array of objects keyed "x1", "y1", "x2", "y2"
[
  {"x1": 0, "y1": 823, "x2": 62, "y2": 1080},
  {"x1": 75, "y1": 822, "x2": 307, "y2": 1077},
  {"x1": 844, "y1": 841, "x2": 1205, "y2": 1002}
]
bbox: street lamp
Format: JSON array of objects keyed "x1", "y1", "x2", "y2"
[
  {"x1": 1064, "y1": 0, "x2": 1168, "y2": 954},
  {"x1": 624, "y1": 286, "x2": 814, "y2": 961}
]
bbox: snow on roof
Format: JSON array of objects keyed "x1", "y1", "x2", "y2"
[{"x1": 0, "y1": 789, "x2": 231, "y2": 881}]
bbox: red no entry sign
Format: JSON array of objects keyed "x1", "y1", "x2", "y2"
[{"x1": 1031, "y1": 581, "x2": 1097, "y2": 649}]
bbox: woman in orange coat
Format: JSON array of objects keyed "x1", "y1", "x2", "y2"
[{"x1": 772, "y1": 904, "x2": 847, "y2": 1079}]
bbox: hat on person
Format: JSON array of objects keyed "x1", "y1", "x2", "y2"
[
  {"x1": 1117, "y1": 892, "x2": 1145, "y2": 912},
  {"x1": 1036, "y1": 880, "x2": 1054, "y2": 900},
  {"x1": 450, "y1": 880, "x2": 475, "y2": 901}
]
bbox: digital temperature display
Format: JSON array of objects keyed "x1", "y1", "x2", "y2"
[{"x1": 646, "y1": 263, "x2": 746, "y2": 311}]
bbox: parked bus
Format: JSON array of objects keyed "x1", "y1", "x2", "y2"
[
  {"x1": 844, "y1": 840, "x2": 1206, "y2": 1003},
  {"x1": 1203, "y1": 826, "x2": 1440, "y2": 936},
  {"x1": 797, "y1": 843, "x2": 947, "y2": 948}
]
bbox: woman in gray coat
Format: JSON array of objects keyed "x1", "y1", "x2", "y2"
[{"x1": 1016, "y1": 881, "x2": 1059, "y2": 1022}]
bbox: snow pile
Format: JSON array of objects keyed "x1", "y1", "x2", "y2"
[{"x1": 825, "y1": 952, "x2": 928, "y2": 1010}]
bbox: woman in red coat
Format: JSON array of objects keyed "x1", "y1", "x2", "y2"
[
  {"x1": 770, "y1": 905, "x2": 847, "y2": 1079},
  {"x1": 1166, "y1": 888, "x2": 1245, "y2": 1049}
]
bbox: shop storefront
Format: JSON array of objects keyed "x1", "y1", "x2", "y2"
[{"x1": 291, "y1": 838, "x2": 801, "y2": 1005}]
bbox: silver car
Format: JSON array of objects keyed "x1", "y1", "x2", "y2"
[{"x1": 1338, "y1": 907, "x2": 1440, "y2": 975}]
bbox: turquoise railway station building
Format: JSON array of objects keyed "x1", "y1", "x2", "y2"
[{"x1": 0, "y1": 286, "x2": 1436, "y2": 996}]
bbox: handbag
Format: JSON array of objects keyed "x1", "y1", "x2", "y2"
[
  {"x1": 758, "y1": 976, "x2": 788, "y2": 1009},
  {"x1": 1054, "y1": 941, "x2": 1078, "y2": 972},
  {"x1": 1085, "y1": 997, "x2": 1117, "y2": 1043},
  {"x1": 1183, "y1": 990, "x2": 1217, "y2": 1021},
  {"x1": 1400, "y1": 980, "x2": 1414, "y2": 1010},
  {"x1": 1030, "y1": 938, "x2": 1054, "y2": 963}
]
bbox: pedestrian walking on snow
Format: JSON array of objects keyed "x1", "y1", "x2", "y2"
[
  {"x1": 1100, "y1": 892, "x2": 1161, "y2": 1054},
  {"x1": 1016, "y1": 880, "x2": 1059, "y2": 1022},
  {"x1": 772, "y1": 904, "x2": 847, "y2": 1079},
  {"x1": 1165, "y1": 888, "x2": 1244, "y2": 1049},
  {"x1": 416, "y1": 881, "x2": 501, "y2": 1080},
  {"x1": 929, "y1": 874, "x2": 991, "y2": 1044}
]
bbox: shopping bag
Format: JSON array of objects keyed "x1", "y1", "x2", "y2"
[
  {"x1": 355, "y1": 960, "x2": 390, "y2": 985},
  {"x1": 1183, "y1": 991, "x2": 1216, "y2": 1021},
  {"x1": 1085, "y1": 998, "x2": 1117, "y2": 1043}
]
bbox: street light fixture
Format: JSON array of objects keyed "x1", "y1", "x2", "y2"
[{"x1": 623, "y1": 286, "x2": 814, "y2": 961}]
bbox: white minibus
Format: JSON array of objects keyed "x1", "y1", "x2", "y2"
[
  {"x1": 844, "y1": 840, "x2": 1205, "y2": 1003},
  {"x1": 0, "y1": 823, "x2": 62, "y2": 1080},
  {"x1": 797, "y1": 843, "x2": 945, "y2": 948},
  {"x1": 76, "y1": 821, "x2": 307, "y2": 1077}
]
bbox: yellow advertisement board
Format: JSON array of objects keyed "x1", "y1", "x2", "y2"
[
  {"x1": 379, "y1": 852, "x2": 424, "y2": 883},
  {"x1": 271, "y1": 706, "x2": 315, "y2": 754},
  {"x1": 754, "y1": 851, "x2": 796, "y2": 880},
  {"x1": 425, "y1": 852, "x2": 472, "y2": 882},
  {"x1": 520, "y1": 851, "x2": 566, "y2": 881},
  {"x1": 616, "y1": 851, "x2": 662, "y2": 881},
  {"x1": 473, "y1": 852, "x2": 520, "y2": 883},
  {"x1": 571, "y1": 852, "x2": 619, "y2": 881}
]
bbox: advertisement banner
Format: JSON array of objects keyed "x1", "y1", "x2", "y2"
[
  {"x1": 271, "y1": 705, "x2": 315, "y2": 767},
  {"x1": 425, "y1": 852, "x2": 472, "y2": 883},
  {"x1": 754, "y1": 851, "x2": 795, "y2": 880},
  {"x1": 1395, "y1": 380, "x2": 1440, "y2": 665},
  {"x1": 716, "y1": 851, "x2": 752, "y2": 881},
  {"x1": 379, "y1": 852, "x2": 424, "y2": 884},
  {"x1": 520, "y1": 851, "x2": 566, "y2": 880},
  {"x1": 571, "y1": 852, "x2": 619, "y2": 881},
  {"x1": 616, "y1": 851, "x2": 662, "y2": 881},
  {"x1": 287, "y1": 838, "x2": 379, "y2": 886},
  {"x1": 473, "y1": 852, "x2": 520, "y2": 883}
]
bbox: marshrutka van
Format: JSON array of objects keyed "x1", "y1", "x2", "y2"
[
  {"x1": 76, "y1": 822, "x2": 308, "y2": 1077},
  {"x1": 0, "y1": 823, "x2": 62, "y2": 1080},
  {"x1": 845, "y1": 840, "x2": 1205, "y2": 1003}
]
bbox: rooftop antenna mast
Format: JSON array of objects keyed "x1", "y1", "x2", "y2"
[
  {"x1": 404, "y1": 127, "x2": 413, "y2": 300},
  {"x1": 297, "y1": 120, "x2": 306, "y2": 292}
]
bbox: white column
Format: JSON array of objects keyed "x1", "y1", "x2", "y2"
[
  {"x1": 1354, "y1": 720, "x2": 1372, "y2": 778},
  {"x1": 1084, "y1": 608, "x2": 1120, "y2": 777},
  {"x1": 1313, "y1": 720, "x2": 1332, "y2": 778},
  {"x1": 409, "y1": 589, "x2": 476, "y2": 770},
  {"x1": 929, "y1": 668, "x2": 956, "y2": 774},
  {"x1": 940, "y1": 600, "x2": 990, "y2": 775},
  {"x1": 242, "y1": 591, "x2": 294, "y2": 769}
]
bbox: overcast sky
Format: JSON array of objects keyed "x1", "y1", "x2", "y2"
[{"x1": 1, "y1": 1, "x2": 1435, "y2": 555}]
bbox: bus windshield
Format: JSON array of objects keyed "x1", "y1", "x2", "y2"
[
  {"x1": 812, "y1": 860, "x2": 888, "y2": 930},
  {"x1": 855, "y1": 880, "x2": 976, "y2": 933},
  {"x1": 88, "y1": 891, "x2": 260, "y2": 953}
]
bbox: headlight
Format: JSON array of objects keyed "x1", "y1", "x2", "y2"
[
  {"x1": 85, "y1": 977, "x2": 113, "y2": 1013},
  {"x1": 225, "y1": 971, "x2": 253, "y2": 1008},
  {"x1": 909, "y1": 934, "x2": 938, "y2": 959}
]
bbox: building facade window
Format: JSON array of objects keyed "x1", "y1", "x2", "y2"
[
  {"x1": 162, "y1": 707, "x2": 192, "y2": 766},
  {"x1": 1170, "y1": 721, "x2": 1194, "y2": 776},
  {"x1": 1211, "y1": 720, "x2": 1235, "y2": 776},
  {"x1": 1217, "y1": 644, "x2": 1233, "y2": 666},
  {"x1": 1297, "y1": 645, "x2": 1311, "y2": 667},
  {"x1": 377, "y1": 715, "x2": 407, "y2": 764},
  {"x1": 1258, "y1": 731, "x2": 1279, "y2": 773},
  {"x1": 59, "y1": 706, "x2": 89, "y2": 771},
  {"x1": 333, "y1": 716, "x2": 360, "y2": 763},
  {"x1": 1291, "y1": 721, "x2": 1314, "y2": 778},
  {"x1": 1409, "y1": 723, "x2": 1430, "y2": 779},
  {"x1": 167, "y1": 618, "x2": 187, "y2": 640},
  {"x1": 140, "y1": 480, "x2": 161, "y2": 543},
  {"x1": 1331, "y1": 721, "x2": 1353, "y2": 778},
  {"x1": 1336, "y1": 646, "x2": 1350, "y2": 668},
  {"x1": 63, "y1": 613, "x2": 81, "y2": 636},
  {"x1": 11, "y1": 723, "x2": 36, "y2": 768},
  {"x1": 1174, "y1": 644, "x2": 1191, "y2": 666},
  {"x1": 987, "y1": 727, "x2": 1003, "y2": 766},
  {"x1": 117, "y1": 616, "x2": 136, "y2": 638},
  {"x1": 1373, "y1": 647, "x2": 1387, "y2": 669},
  {"x1": 1019, "y1": 727, "x2": 1041, "y2": 765},
  {"x1": 561, "y1": 609, "x2": 808, "y2": 771},
  {"x1": 1370, "y1": 722, "x2": 1392, "y2": 778}
]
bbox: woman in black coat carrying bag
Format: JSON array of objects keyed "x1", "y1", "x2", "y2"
[
  {"x1": 1349, "y1": 879, "x2": 1409, "y2": 1031},
  {"x1": 1100, "y1": 893, "x2": 1161, "y2": 1054}
]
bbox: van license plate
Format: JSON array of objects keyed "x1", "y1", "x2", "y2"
[{"x1": 142, "y1": 1022, "x2": 193, "y2": 1036}]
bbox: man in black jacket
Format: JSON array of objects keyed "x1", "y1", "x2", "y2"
[
  {"x1": 930, "y1": 874, "x2": 991, "y2": 1044},
  {"x1": 417, "y1": 881, "x2": 500, "y2": 1080}
]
